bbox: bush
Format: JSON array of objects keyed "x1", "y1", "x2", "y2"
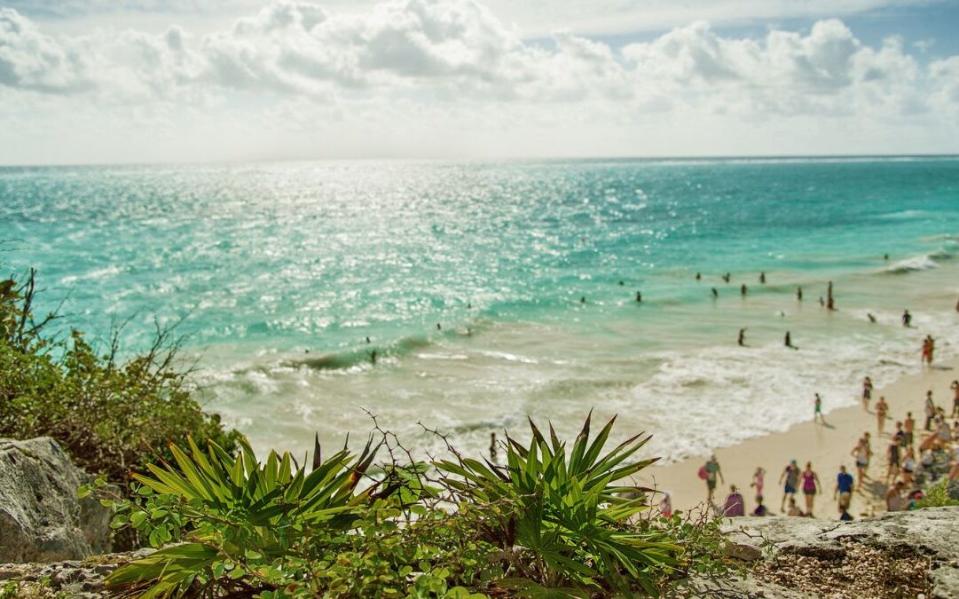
[
  {"x1": 0, "y1": 268, "x2": 241, "y2": 483},
  {"x1": 102, "y1": 415, "x2": 723, "y2": 598},
  {"x1": 915, "y1": 478, "x2": 959, "y2": 509}
]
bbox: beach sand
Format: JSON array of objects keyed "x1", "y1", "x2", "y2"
[{"x1": 639, "y1": 354, "x2": 959, "y2": 519}]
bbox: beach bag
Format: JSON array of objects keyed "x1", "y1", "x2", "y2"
[{"x1": 698, "y1": 466, "x2": 708, "y2": 480}]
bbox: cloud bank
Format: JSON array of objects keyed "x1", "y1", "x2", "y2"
[{"x1": 1, "y1": 0, "x2": 957, "y2": 163}]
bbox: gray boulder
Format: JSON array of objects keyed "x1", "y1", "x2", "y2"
[
  {"x1": 0, "y1": 437, "x2": 112, "y2": 563},
  {"x1": 720, "y1": 508, "x2": 959, "y2": 599}
]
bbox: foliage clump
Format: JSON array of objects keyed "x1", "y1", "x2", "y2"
[
  {"x1": 99, "y1": 415, "x2": 731, "y2": 598},
  {"x1": 0, "y1": 268, "x2": 241, "y2": 483}
]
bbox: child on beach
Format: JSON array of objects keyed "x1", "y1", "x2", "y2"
[
  {"x1": 787, "y1": 497, "x2": 804, "y2": 517},
  {"x1": 752, "y1": 495, "x2": 769, "y2": 516},
  {"x1": 779, "y1": 460, "x2": 800, "y2": 512},
  {"x1": 801, "y1": 462, "x2": 821, "y2": 516},
  {"x1": 876, "y1": 396, "x2": 889, "y2": 435}
]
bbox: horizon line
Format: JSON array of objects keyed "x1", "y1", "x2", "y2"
[{"x1": 1, "y1": 152, "x2": 958, "y2": 170}]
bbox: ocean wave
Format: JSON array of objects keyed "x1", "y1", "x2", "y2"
[
  {"x1": 877, "y1": 210, "x2": 931, "y2": 221},
  {"x1": 882, "y1": 255, "x2": 939, "y2": 274},
  {"x1": 60, "y1": 265, "x2": 122, "y2": 284}
]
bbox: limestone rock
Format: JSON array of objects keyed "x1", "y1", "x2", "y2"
[
  {"x1": 0, "y1": 437, "x2": 112, "y2": 563},
  {"x1": 719, "y1": 508, "x2": 959, "y2": 599}
]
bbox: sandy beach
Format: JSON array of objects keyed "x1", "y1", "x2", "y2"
[{"x1": 640, "y1": 353, "x2": 959, "y2": 519}]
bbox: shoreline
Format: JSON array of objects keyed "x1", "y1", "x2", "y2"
[{"x1": 639, "y1": 354, "x2": 959, "y2": 518}]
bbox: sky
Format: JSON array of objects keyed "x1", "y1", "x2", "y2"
[{"x1": 1, "y1": 0, "x2": 958, "y2": 164}]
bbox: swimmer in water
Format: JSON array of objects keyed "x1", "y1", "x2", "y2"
[
  {"x1": 619, "y1": 280, "x2": 624, "y2": 286},
  {"x1": 760, "y1": 272, "x2": 766, "y2": 284},
  {"x1": 437, "y1": 323, "x2": 442, "y2": 330},
  {"x1": 366, "y1": 336, "x2": 371, "y2": 344},
  {"x1": 884, "y1": 253, "x2": 889, "y2": 261},
  {"x1": 740, "y1": 284, "x2": 747, "y2": 297},
  {"x1": 738, "y1": 328, "x2": 746, "y2": 346},
  {"x1": 711, "y1": 287, "x2": 719, "y2": 299},
  {"x1": 370, "y1": 349, "x2": 377, "y2": 364},
  {"x1": 696, "y1": 272, "x2": 702, "y2": 281},
  {"x1": 636, "y1": 291, "x2": 642, "y2": 303},
  {"x1": 819, "y1": 296, "x2": 825, "y2": 307},
  {"x1": 580, "y1": 296, "x2": 586, "y2": 304},
  {"x1": 722, "y1": 273, "x2": 731, "y2": 283},
  {"x1": 868, "y1": 313, "x2": 877, "y2": 323},
  {"x1": 797, "y1": 286, "x2": 803, "y2": 301}
]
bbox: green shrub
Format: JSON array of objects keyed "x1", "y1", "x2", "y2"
[
  {"x1": 916, "y1": 478, "x2": 959, "y2": 509},
  {"x1": 0, "y1": 268, "x2": 241, "y2": 483},
  {"x1": 435, "y1": 414, "x2": 680, "y2": 595}
]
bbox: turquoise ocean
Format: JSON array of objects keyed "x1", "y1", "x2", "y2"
[{"x1": 2, "y1": 157, "x2": 959, "y2": 461}]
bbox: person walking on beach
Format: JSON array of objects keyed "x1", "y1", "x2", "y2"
[
  {"x1": 862, "y1": 377, "x2": 873, "y2": 409},
  {"x1": 851, "y1": 439, "x2": 869, "y2": 489},
  {"x1": 814, "y1": 393, "x2": 827, "y2": 424},
  {"x1": 700, "y1": 455, "x2": 723, "y2": 505},
  {"x1": 750, "y1": 466, "x2": 765, "y2": 498},
  {"x1": 904, "y1": 413, "x2": 915, "y2": 447},
  {"x1": 801, "y1": 462, "x2": 821, "y2": 515},
  {"x1": 876, "y1": 396, "x2": 889, "y2": 435},
  {"x1": 925, "y1": 391, "x2": 936, "y2": 431},
  {"x1": 951, "y1": 380, "x2": 959, "y2": 418},
  {"x1": 738, "y1": 328, "x2": 746, "y2": 347},
  {"x1": 886, "y1": 439, "x2": 901, "y2": 484},
  {"x1": 834, "y1": 465, "x2": 854, "y2": 512},
  {"x1": 779, "y1": 460, "x2": 800, "y2": 512},
  {"x1": 902, "y1": 309, "x2": 912, "y2": 327}
]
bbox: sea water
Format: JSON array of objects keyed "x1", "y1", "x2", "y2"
[{"x1": 2, "y1": 157, "x2": 958, "y2": 461}]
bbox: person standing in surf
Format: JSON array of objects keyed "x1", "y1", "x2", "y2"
[
  {"x1": 862, "y1": 376, "x2": 873, "y2": 409},
  {"x1": 738, "y1": 328, "x2": 746, "y2": 347},
  {"x1": 902, "y1": 309, "x2": 912, "y2": 327},
  {"x1": 814, "y1": 393, "x2": 827, "y2": 424}
]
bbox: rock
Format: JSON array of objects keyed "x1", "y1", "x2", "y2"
[
  {"x1": 725, "y1": 541, "x2": 763, "y2": 562},
  {"x1": 718, "y1": 508, "x2": 959, "y2": 599},
  {"x1": 0, "y1": 549, "x2": 153, "y2": 598},
  {"x1": 0, "y1": 437, "x2": 112, "y2": 563}
]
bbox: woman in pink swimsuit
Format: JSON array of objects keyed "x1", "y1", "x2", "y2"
[{"x1": 801, "y1": 462, "x2": 822, "y2": 516}]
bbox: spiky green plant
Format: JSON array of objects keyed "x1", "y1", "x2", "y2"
[
  {"x1": 106, "y1": 435, "x2": 383, "y2": 598},
  {"x1": 436, "y1": 413, "x2": 679, "y2": 594}
]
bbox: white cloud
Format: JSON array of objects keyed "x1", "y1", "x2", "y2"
[{"x1": 0, "y1": 0, "x2": 957, "y2": 163}]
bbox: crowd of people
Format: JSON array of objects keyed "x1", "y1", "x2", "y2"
[
  {"x1": 680, "y1": 272, "x2": 959, "y2": 521},
  {"x1": 694, "y1": 377, "x2": 959, "y2": 521}
]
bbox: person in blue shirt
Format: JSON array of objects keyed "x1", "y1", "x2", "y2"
[{"x1": 834, "y1": 465, "x2": 854, "y2": 512}]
